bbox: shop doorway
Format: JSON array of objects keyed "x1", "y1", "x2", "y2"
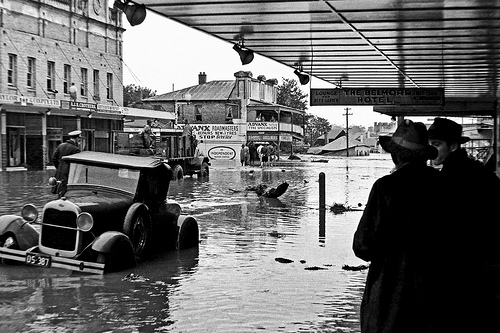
[
  {"x1": 8, "y1": 128, "x2": 25, "y2": 167},
  {"x1": 81, "y1": 129, "x2": 95, "y2": 151}
]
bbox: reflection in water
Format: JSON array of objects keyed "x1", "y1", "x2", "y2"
[{"x1": 0, "y1": 156, "x2": 393, "y2": 332}]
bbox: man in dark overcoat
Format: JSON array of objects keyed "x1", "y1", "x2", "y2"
[
  {"x1": 52, "y1": 130, "x2": 81, "y2": 195},
  {"x1": 353, "y1": 120, "x2": 445, "y2": 333},
  {"x1": 428, "y1": 117, "x2": 500, "y2": 333}
]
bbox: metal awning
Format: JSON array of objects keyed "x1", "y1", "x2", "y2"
[{"x1": 137, "y1": 0, "x2": 500, "y2": 117}]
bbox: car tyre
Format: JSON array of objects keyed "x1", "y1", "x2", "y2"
[
  {"x1": 123, "y1": 203, "x2": 151, "y2": 257},
  {"x1": 172, "y1": 164, "x2": 184, "y2": 180},
  {"x1": 1, "y1": 235, "x2": 20, "y2": 265},
  {"x1": 178, "y1": 216, "x2": 199, "y2": 250}
]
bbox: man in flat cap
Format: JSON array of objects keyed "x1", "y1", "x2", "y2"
[
  {"x1": 428, "y1": 117, "x2": 500, "y2": 332},
  {"x1": 52, "y1": 130, "x2": 81, "y2": 196}
]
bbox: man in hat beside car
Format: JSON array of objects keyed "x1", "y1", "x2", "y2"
[
  {"x1": 353, "y1": 120, "x2": 446, "y2": 333},
  {"x1": 52, "y1": 130, "x2": 81, "y2": 195},
  {"x1": 427, "y1": 117, "x2": 500, "y2": 333}
]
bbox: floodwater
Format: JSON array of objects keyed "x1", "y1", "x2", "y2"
[{"x1": 0, "y1": 155, "x2": 393, "y2": 333}]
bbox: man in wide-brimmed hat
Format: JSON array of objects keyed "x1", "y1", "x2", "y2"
[
  {"x1": 353, "y1": 120, "x2": 445, "y2": 333},
  {"x1": 52, "y1": 130, "x2": 81, "y2": 196},
  {"x1": 427, "y1": 117, "x2": 500, "y2": 333}
]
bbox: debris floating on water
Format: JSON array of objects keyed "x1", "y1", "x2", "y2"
[
  {"x1": 246, "y1": 182, "x2": 289, "y2": 198},
  {"x1": 275, "y1": 257, "x2": 294, "y2": 264},
  {"x1": 342, "y1": 264, "x2": 369, "y2": 271},
  {"x1": 268, "y1": 230, "x2": 286, "y2": 238},
  {"x1": 122, "y1": 273, "x2": 150, "y2": 282},
  {"x1": 330, "y1": 202, "x2": 364, "y2": 214},
  {"x1": 304, "y1": 266, "x2": 328, "y2": 270}
]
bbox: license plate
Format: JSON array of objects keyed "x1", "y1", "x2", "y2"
[{"x1": 26, "y1": 252, "x2": 51, "y2": 268}]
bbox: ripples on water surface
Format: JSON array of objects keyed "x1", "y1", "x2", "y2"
[{"x1": 0, "y1": 155, "x2": 393, "y2": 332}]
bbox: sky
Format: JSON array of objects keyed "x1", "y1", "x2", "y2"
[{"x1": 121, "y1": 11, "x2": 400, "y2": 128}]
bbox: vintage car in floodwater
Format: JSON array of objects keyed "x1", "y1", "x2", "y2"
[{"x1": 0, "y1": 151, "x2": 199, "y2": 274}]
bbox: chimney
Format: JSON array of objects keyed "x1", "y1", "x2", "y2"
[{"x1": 199, "y1": 72, "x2": 207, "y2": 85}]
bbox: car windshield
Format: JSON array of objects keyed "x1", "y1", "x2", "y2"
[{"x1": 67, "y1": 163, "x2": 140, "y2": 194}]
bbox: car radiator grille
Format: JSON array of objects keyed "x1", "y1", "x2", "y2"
[{"x1": 41, "y1": 208, "x2": 78, "y2": 251}]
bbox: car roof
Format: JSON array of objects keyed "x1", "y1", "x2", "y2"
[{"x1": 63, "y1": 151, "x2": 163, "y2": 169}]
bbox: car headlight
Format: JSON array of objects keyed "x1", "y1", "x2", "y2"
[
  {"x1": 76, "y1": 212, "x2": 94, "y2": 232},
  {"x1": 48, "y1": 177, "x2": 58, "y2": 186},
  {"x1": 21, "y1": 204, "x2": 38, "y2": 222}
]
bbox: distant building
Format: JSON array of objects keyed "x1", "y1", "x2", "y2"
[
  {"x1": 142, "y1": 71, "x2": 306, "y2": 166},
  {"x1": 0, "y1": 0, "x2": 173, "y2": 170},
  {"x1": 313, "y1": 128, "x2": 345, "y2": 146},
  {"x1": 307, "y1": 136, "x2": 370, "y2": 156}
]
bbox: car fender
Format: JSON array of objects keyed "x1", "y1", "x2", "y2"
[
  {"x1": 0, "y1": 215, "x2": 39, "y2": 250},
  {"x1": 159, "y1": 202, "x2": 181, "y2": 219},
  {"x1": 91, "y1": 231, "x2": 135, "y2": 256},
  {"x1": 177, "y1": 215, "x2": 200, "y2": 249}
]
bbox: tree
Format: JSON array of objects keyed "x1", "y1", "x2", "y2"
[
  {"x1": 304, "y1": 114, "x2": 332, "y2": 145},
  {"x1": 276, "y1": 78, "x2": 308, "y2": 110},
  {"x1": 123, "y1": 84, "x2": 156, "y2": 107}
]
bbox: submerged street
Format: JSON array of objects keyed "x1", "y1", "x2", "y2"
[{"x1": 0, "y1": 155, "x2": 393, "y2": 332}]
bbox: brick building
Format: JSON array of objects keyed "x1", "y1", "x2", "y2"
[
  {"x1": 143, "y1": 71, "x2": 306, "y2": 166},
  {"x1": 0, "y1": 0, "x2": 173, "y2": 170}
]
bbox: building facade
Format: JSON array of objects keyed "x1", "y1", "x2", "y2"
[
  {"x1": 143, "y1": 71, "x2": 306, "y2": 167},
  {"x1": 0, "y1": 0, "x2": 174, "y2": 171}
]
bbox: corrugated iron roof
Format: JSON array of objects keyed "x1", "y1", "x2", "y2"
[
  {"x1": 136, "y1": 0, "x2": 500, "y2": 117},
  {"x1": 147, "y1": 80, "x2": 235, "y2": 101}
]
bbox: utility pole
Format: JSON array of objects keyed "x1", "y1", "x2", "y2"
[{"x1": 343, "y1": 107, "x2": 353, "y2": 157}]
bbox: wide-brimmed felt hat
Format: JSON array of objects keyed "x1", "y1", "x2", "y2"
[
  {"x1": 380, "y1": 120, "x2": 437, "y2": 160},
  {"x1": 68, "y1": 130, "x2": 81, "y2": 138},
  {"x1": 428, "y1": 117, "x2": 470, "y2": 144}
]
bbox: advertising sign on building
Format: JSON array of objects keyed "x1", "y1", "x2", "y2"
[
  {"x1": 0, "y1": 94, "x2": 60, "y2": 107},
  {"x1": 247, "y1": 134, "x2": 278, "y2": 142},
  {"x1": 191, "y1": 124, "x2": 243, "y2": 141},
  {"x1": 247, "y1": 122, "x2": 279, "y2": 131},
  {"x1": 310, "y1": 88, "x2": 444, "y2": 106},
  {"x1": 208, "y1": 146, "x2": 236, "y2": 160},
  {"x1": 279, "y1": 134, "x2": 293, "y2": 142},
  {"x1": 67, "y1": 101, "x2": 98, "y2": 111},
  {"x1": 97, "y1": 104, "x2": 123, "y2": 115}
]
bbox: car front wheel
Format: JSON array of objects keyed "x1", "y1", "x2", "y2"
[
  {"x1": 1, "y1": 235, "x2": 20, "y2": 265},
  {"x1": 123, "y1": 203, "x2": 151, "y2": 257}
]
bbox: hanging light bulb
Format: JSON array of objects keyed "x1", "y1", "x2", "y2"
[
  {"x1": 114, "y1": 0, "x2": 147, "y2": 26},
  {"x1": 233, "y1": 42, "x2": 254, "y2": 65},
  {"x1": 294, "y1": 69, "x2": 310, "y2": 85}
]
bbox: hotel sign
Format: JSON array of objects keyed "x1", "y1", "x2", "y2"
[{"x1": 310, "y1": 88, "x2": 444, "y2": 106}]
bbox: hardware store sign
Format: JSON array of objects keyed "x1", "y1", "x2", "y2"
[{"x1": 310, "y1": 88, "x2": 444, "y2": 106}]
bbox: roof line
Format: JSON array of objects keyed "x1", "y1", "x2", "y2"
[{"x1": 320, "y1": 0, "x2": 420, "y2": 88}]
